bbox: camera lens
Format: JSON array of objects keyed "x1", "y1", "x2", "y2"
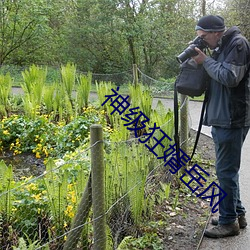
[
  {"x1": 176, "y1": 36, "x2": 208, "y2": 63},
  {"x1": 176, "y1": 44, "x2": 198, "y2": 63}
]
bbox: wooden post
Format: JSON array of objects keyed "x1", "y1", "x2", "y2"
[
  {"x1": 133, "y1": 64, "x2": 138, "y2": 86},
  {"x1": 91, "y1": 124, "x2": 106, "y2": 250},
  {"x1": 63, "y1": 175, "x2": 92, "y2": 250}
]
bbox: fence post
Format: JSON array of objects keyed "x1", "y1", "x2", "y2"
[
  {"x1": 133, "y1": 64, "x2": 138, "y2": 86},
  {"x1": 180, "y1": 94, "x2": 189, "y2": 158},
  {"x1": 63, "y1": 175, "x2": 92, "y2": 250},
  {"x1": 91, "y1": 124, "x2": 106, "y2": 250}
]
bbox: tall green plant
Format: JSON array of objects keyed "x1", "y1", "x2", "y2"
[
  {"x1": 61, "y1": 63, "x2": 76, "y2": 102},
  {"x1": 0, "y1": 161, "x2": 14, "y2": 222},
  {"x1": 43, "y1": 159, "x2": 68, "y2": 230},
  {"x1": 76, "y1": 72, "x2": 92, "y2": 112},
  {"x1": 0, "y1": 73, "x2": 12, "y2": 116},
  {"x1": 96, "y1": 81, "x2": 114, "y2": 109},
  {"x1": 52, "y1": 82, "x2": 73, "y2": 122},
  {"x1": 96, "y1": 81, "x2": 117, "y2": 127},
  {"x1": 105, "y1": 133, "x2": 152, "y2": 225},
  {"x1": 43, "y1": 84, "x2": 55, "y2": 114},
  {"x1": 127, "y1": 143, "x2": 148, "y2": 224},
  {"x1": 128, "y1": 83, "x2": 153, "y2": 120},
  {"x1": 21, "y1": 65, "x2": 47, "y2": 118},
  {"x1": 150, "y1": 100, "x2": 174, "y2": 157}
]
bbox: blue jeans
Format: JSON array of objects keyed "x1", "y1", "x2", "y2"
[{"x1": 211, "y1": 126, "x2": 249, "y2": 225}]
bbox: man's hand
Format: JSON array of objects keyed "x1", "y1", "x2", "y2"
[{"x1": 192, "y1": 47, "x2": 207, "y2": 64}]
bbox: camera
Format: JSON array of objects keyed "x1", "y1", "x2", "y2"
[{"x1": 176, "y1": 36, "x2": 208, "y2": 63}]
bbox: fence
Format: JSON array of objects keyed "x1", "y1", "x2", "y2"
[
  {"x1": 0, "y1": 64, "x2": 192, "y2": 249},
  {"x1": 0, "y1": 124, "x2": 179, "y2": 249}
]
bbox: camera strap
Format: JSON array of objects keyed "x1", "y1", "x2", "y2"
[{"x1": 174, "y1": 84, "x2": 208, "y2": 163}]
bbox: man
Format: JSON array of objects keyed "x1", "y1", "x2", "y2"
[{"x1": 192, "y1": 15, "x2": 250, "y2": 238}]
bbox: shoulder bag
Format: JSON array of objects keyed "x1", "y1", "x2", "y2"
[{"x1": 175, "y1": 58, "x2": 209, "y2": 97}]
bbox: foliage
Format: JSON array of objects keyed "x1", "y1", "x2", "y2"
[
  {"x1": 220, "y1": 0, "x2": 250, "y2": 39},
  {"x1": 43, "y1": 85, "x2": 56, "y2": 113},
  {"x1": 21, "y1": 65, "x2": 47, "y2": 118},
  {"x1": 117, "y1": 233, "x2": 163, "y2": 250},
  {"x1": 0, "y1": 78, "x2": 178, "y2": 248},
  {"x1": 76, "y1": 71, "x2": 92, "y2": 110},
  {"x1": 149, "y1": 100, "x2": 174, "y2": 157},
  {"x1": 61, "y1": 63, "x2": 76, "y2": 101},
  {"x1": 12, "y1": 176, "x2": 49, "y2": 240},
  {"x1": 0, "y1": 63, "x2": 96, "y2": 122},
  {"x1": 0, "y1": 0, "x2": 52, "y2": 65},
  {"x1": 96, "y1": 81, "x2": 118, "y2": 127},
  {"x1": 0, "y1": 73, "x2": 12, "y2": 116},
  {"x1": 105, "y1": 139, "x2": 152, "y2": 222},
  {"x1": 0, "y1": 108, "x2": 102, "y2": 158},
  {"x1": 129, "y1": 83, "x2": 153, "y2": 121},
  {"x1": 0, "y1": 0, "x2": 237, "y2": 79},
  {"x1": 13, "y1": 235, "x2": 47, "y2": 250},
  {"x1": 0, "y1": 161, "x2": 15, "y2": 222},
  {"x1": 102, "y1": 85, "x2": 175, "y2": 246}
]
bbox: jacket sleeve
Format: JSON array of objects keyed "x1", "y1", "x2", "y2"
[{"x1": 203, "y1": 37, "x2": 250, "y2": 87}]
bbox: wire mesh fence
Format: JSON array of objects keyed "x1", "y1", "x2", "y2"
[
  {"x1": 0, "y1": 65, "x2": 193, "y2": 249},
  {"x1": 0, "y1": 126, "x2": 178, "y2": 249}
]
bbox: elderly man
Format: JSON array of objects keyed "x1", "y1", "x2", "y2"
[{"x1": 192, "y1": 15, "x2": 250, "y2": 238}]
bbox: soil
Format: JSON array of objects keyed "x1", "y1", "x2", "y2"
[
  {"x1": 159, "y1": 130, "x2": 216, "y2": 250},
  {"x1": 0, "y1": 152, "x2": 45, "y2": 180}
]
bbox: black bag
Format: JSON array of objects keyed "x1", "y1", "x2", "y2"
[
  {"x1": 175, "y1": 58, "x2": 208, "y2": 97},
  {"x1": 174, "y1": 58, "x2": 209, "y2": 164}
]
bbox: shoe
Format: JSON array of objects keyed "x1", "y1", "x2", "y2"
[
  {"x1": 204, "y1": 222, "x2": 240, "y2": 238},
  {"x1": 211, "y1": 214, "x2": 247, "y2": 229}
]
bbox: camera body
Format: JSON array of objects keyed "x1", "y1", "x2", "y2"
[{"x1": 176, "y1": 36, "x2": 208, "y2": 63}]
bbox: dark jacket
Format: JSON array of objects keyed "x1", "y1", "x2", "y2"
[{"x1": 203, "y1": 26, "x2": 250, "y2": 128}]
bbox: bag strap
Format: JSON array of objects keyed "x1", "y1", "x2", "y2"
[
  {"x1": 174, "y1": 81, "x2": 208, "y2": 162},
  {"x1": 174, "y1": 80, "x2": 180, "y2": 157},
  {"x1": 189, "y1": 91, "x2": 208, "y2": 160}
]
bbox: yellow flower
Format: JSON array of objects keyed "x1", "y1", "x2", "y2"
[
  {"x1": 3, "y1": 130, "x2": 9, "y2": 135},
  {"x1": 32, "y1": 193, "x2": 42, "y2": 201},
  {"x1": 71, "y1": 195, "x2": 76, "y2": 204},
  {"x1": 36, "y1": 152, "x2": 41, "y2": 158},
  {"x1": 14, "y1": 149, "x2": 22, "y2": 155},
  {"x1": 12, "y1": 207, "x2": 17, "y2": 212},
  {"x1": 42, "y1": 147, "x2": 49, "y2": 157},
  {"x1": 65, "y1": 205, "x2": 74, "y2": 218},
  {"x1": 26, "y1": 183, "x2": 37, "y2": 191}
]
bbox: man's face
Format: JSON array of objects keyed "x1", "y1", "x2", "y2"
[{"x1": 196, "y1": 30, "x2": 222, "y2": 49}]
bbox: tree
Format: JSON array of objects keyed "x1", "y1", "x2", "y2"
[
  {"x1": 66, "y1": 0, "x2": 200, "y2": 78},
  {"x1": 0, "y1": 0, "x2": 230, "y2": 79},
  {"x1": 0, "y1": 0, "x2": 50, "y2": 65},
  {"x1": 220, "y1": 0, "x2": 250, "y2": 39}
]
